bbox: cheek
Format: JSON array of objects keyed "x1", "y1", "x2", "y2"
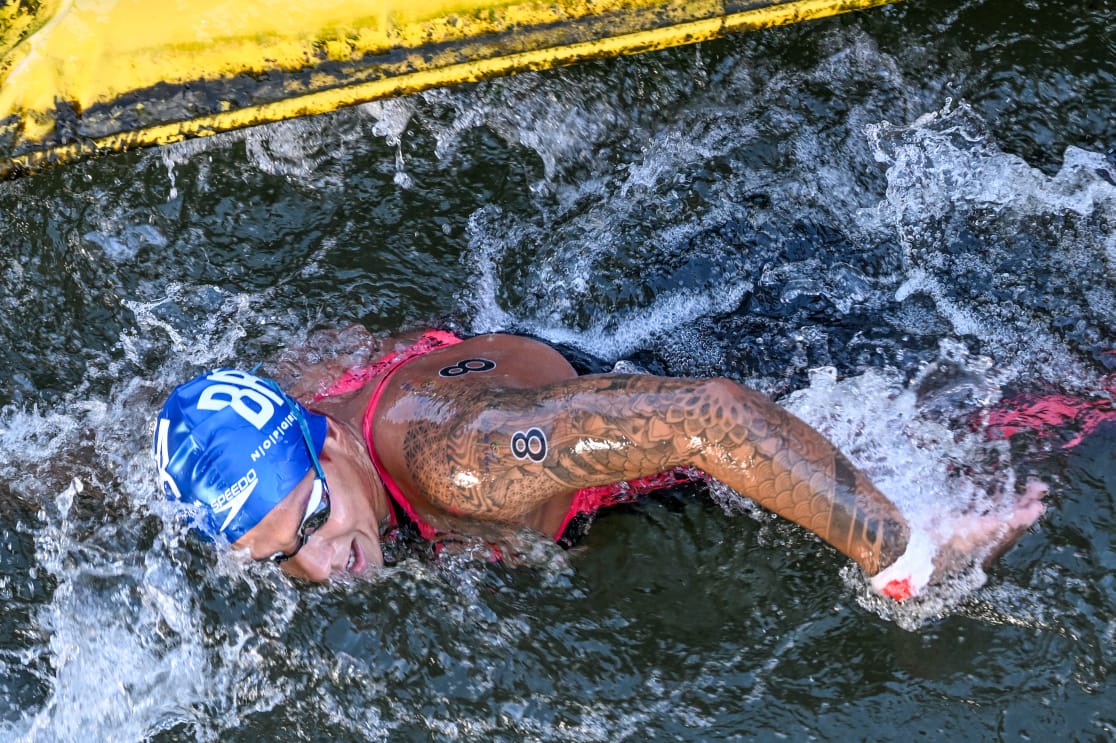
[
  {"x1": 278, "y1": 541, "x2": 332, "y2": 582},
  {"x1": 332, "y1": 460, "x2": 377, "y2": 516},
  {"x1": 331, "y1": 481, "x2": 372, "y2": 529}
]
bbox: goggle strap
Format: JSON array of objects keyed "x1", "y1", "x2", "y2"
[{"x1": 261, "y1": 377, "x2": 327, "y2": 483}]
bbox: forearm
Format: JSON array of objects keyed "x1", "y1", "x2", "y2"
[
  {"x1": 685, "y1": 382, "x2": 910, "y2": 575},
  {"x1": 553, "y1": 372, "x2": 910, "y2": 568},
  {"x1": 524, "y1": 375, "x2": 909, "y2": 573}
]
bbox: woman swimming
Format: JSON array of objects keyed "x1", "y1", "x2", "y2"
[{"x1": 153, "y1": 328, "x2": 1046, "y2": 600}]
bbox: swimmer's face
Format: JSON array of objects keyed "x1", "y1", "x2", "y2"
[{"x1": 233, "y1": 419, "x2": 387, "y2": 581}]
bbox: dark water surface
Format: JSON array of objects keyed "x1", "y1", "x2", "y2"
[{"x1": 1, "y1": 0, "x2": 1114, "y2": 739}]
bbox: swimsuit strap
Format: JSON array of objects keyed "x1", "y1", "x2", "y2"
[{"x1": 360, "y1": 330, "x2": 464, "y2": 540}]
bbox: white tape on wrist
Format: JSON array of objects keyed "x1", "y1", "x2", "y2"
[{"x1": 869, "y1": 528, "x2": 935, "y2": 601}]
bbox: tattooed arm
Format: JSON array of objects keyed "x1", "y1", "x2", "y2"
[{"x1": 402, "y1": 373, "x2": 911, "y2": 576}]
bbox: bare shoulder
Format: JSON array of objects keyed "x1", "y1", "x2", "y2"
[
  {"x1": 392, "y1": 333, "x2": 578, "y2": 391},
  {"x1": 368, "y1": 334, "x2": 580, "y2": 453},
  {"x1": 370, "y1": 333, "x2": 584, "y2": 532}
]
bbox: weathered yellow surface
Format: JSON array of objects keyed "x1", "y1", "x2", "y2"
[{"x1": 0, "y1": 0, "x2": 898, "y2": 178}]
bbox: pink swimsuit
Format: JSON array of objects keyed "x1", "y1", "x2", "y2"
[
  {"x1": 315, "y1": 330, "x2": 700, "y2": 544},
  {"x1": 985, "y1": 374, "x2": 1116, "y2": 449}
]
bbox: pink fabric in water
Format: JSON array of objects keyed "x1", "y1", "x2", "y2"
[{"x1": 985, "y1": 372, "x2": 1116, "y2": 449}]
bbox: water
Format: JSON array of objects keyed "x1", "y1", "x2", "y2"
[{"x1": 1, "y1": 0, "x2": 1114, "y2": 738}]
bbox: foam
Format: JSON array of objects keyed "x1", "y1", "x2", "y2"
[
  {"x1": 0, "y1": 396, "x2": 220, "y2": 740},
  {"x1": 868, "y1": 100, "x2": 1116, "y2": 388},
  {"x1": 779, "y1": 347, "x2": 1035, "y2": 628}
]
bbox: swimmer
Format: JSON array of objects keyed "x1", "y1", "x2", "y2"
[{"x1": 153, "y1": 329, "x2": 1046, "y2": 600}]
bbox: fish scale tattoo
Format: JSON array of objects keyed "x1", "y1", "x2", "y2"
[{"x1": 401, "y1": 374, "x2": 908, "y2": 573}]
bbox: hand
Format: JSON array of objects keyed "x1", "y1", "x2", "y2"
[{"x1": 871, "y1": 479, "x2": 1048, "y2": 601}]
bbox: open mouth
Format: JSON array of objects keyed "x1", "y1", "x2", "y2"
[{"x1": 345, "y1": 539, "x2": 366, "y2": 574}]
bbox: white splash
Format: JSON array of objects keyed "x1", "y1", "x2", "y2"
[{"x1": 780, "y1": 344, "x2": 1030, "y2": 629}]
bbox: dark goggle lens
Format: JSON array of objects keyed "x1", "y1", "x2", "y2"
[{"x1": 270, "y1": 478, "x2": 331, "y2": 564}]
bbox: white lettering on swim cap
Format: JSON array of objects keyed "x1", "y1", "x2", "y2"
[
  {"x1": 250, "y1": 412, "x2": 297, "y2": 462},
  {"x1": 211, "y1": 468, "x2": 260, "y2": 533},
  {"x1": 196, "y1": 371, "x2": 285, "y2": 430},
  {"x1": 153, "y1": 418, "x2": 182, "y2": 500}
]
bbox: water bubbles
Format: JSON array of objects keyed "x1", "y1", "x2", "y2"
[
  {"x1": 52, "y1": 479, "x2": 81, "y2": 520},
  {"x1": 361, "y1": 98, "x2": 416, "y2": 143},
  {"x1": 868, "y1": 99, "x2": 1116, "y2": 387},
  {"x1": 779, "y1": 341, "x2": 1055, "y2": 628}
]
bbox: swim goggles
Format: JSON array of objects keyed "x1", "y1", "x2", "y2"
[{"x1": 263, "y1": 380, "x2": 332, "y2": 564}]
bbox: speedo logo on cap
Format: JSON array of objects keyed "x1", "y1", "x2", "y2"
[
  {"x1": 191, "y1": 370, "x2": 292, "y2": 534},
  {"x1": 211, "y1": 468, "x2": 260, "y2": 532}
]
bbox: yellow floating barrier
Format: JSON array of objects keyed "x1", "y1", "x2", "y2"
[{"x1": 0, "y1": 0, "x2": 898, "y2": 179}]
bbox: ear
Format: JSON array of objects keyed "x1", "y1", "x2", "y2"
[{"x1": 319, "y1": 414, "x2": 361, "y2": 459}]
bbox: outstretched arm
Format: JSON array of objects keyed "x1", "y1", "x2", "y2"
[{"x1": 404, "y1": 373, "x2": 911, "y2": 576}]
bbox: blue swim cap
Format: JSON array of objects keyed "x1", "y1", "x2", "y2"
[{"x1": 153, "y1": 368, "x2": 327, "y2": 543}]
